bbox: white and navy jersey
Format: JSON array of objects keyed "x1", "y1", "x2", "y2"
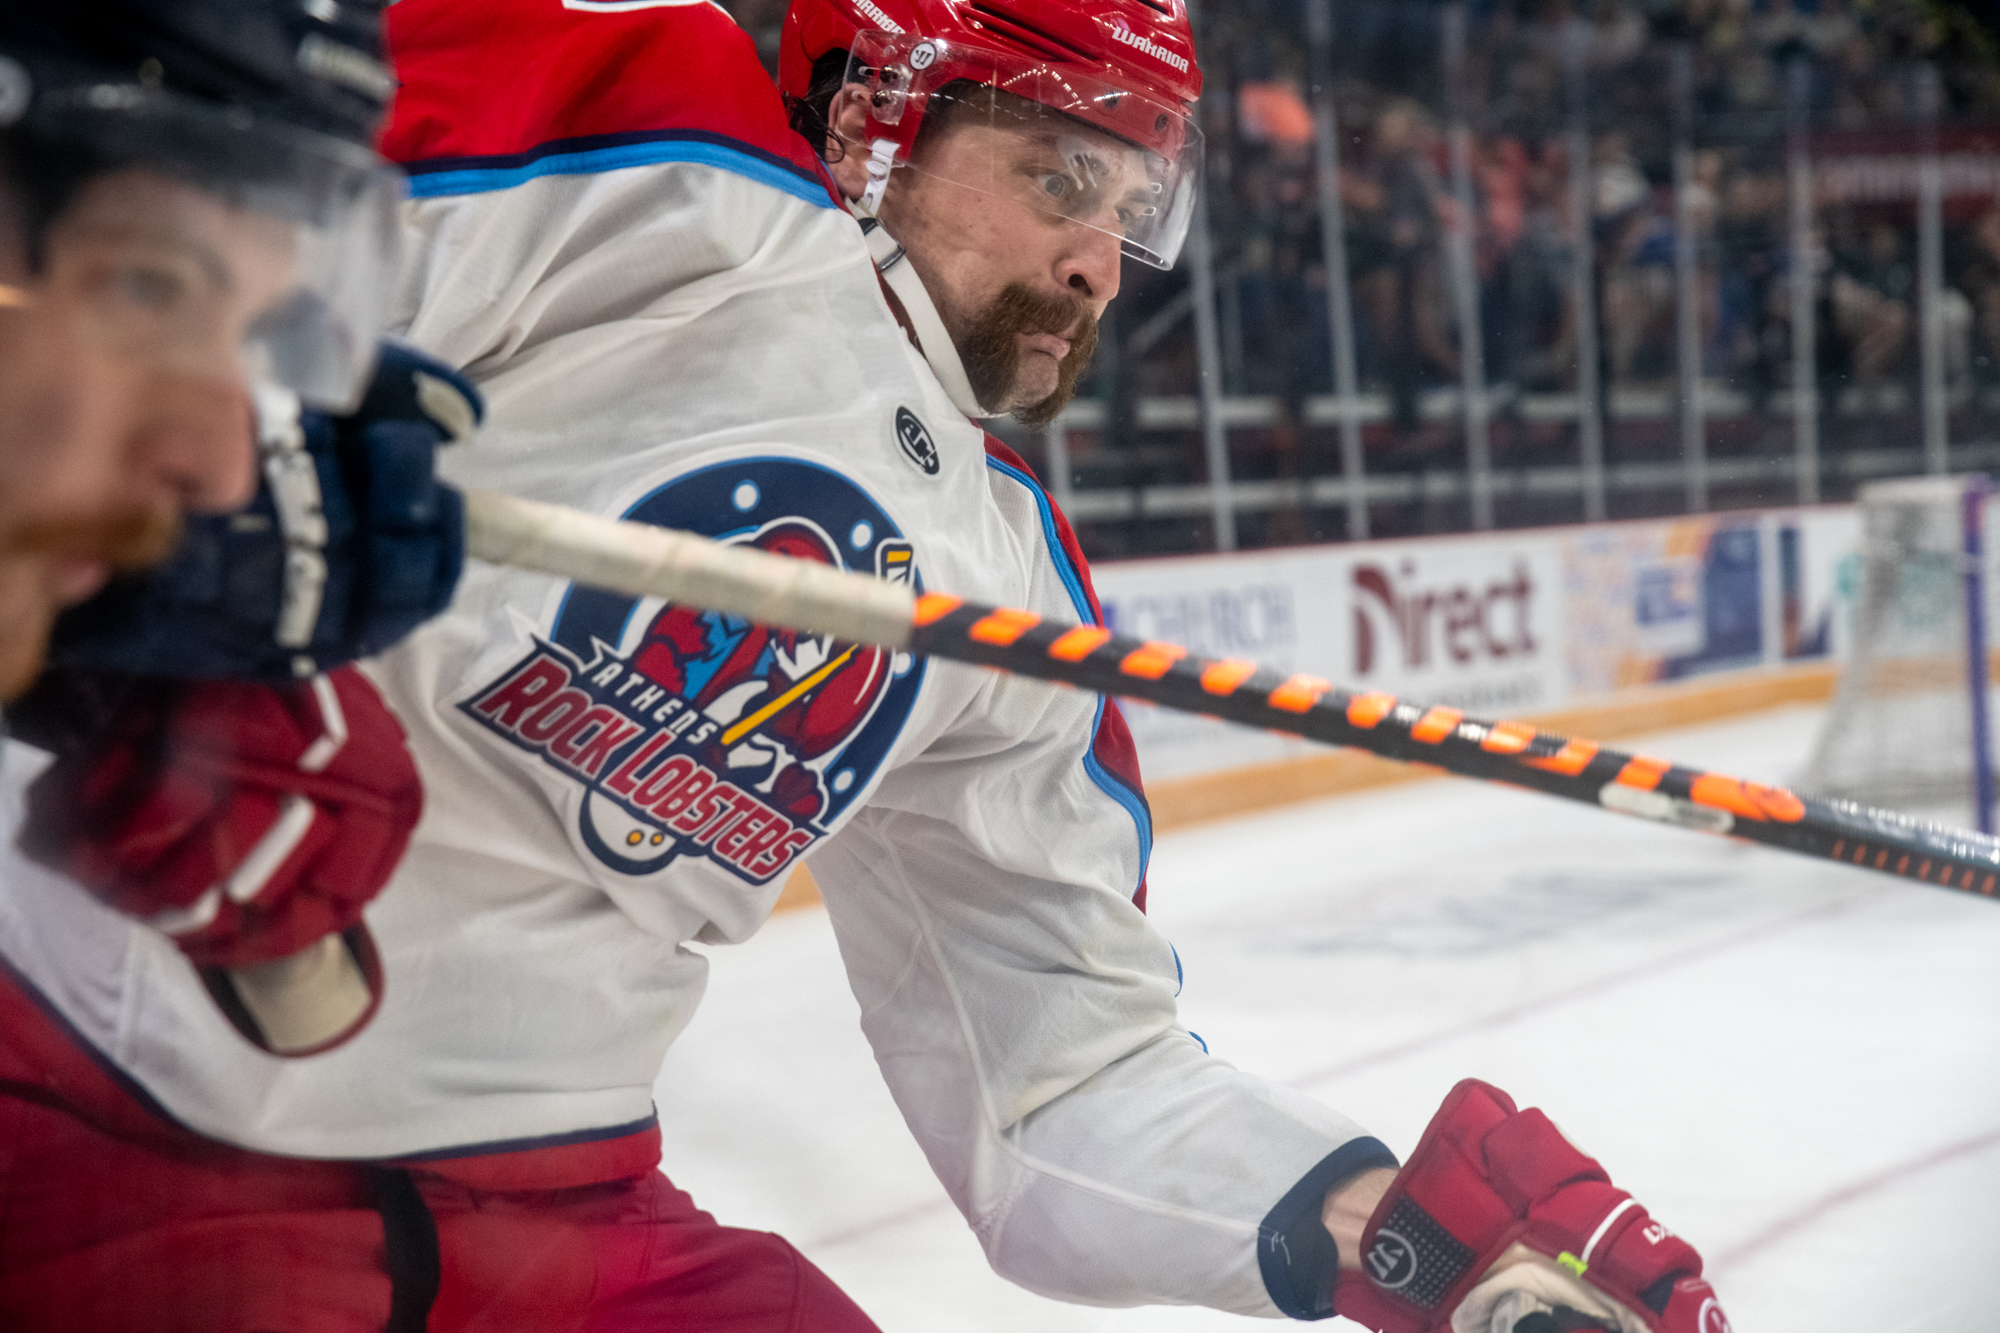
[{"x1": 0, "y1": 0, "x2": 1388, "y2": 1317}]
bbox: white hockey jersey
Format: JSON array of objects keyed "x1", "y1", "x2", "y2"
[{"x1": 0, "y1": 1, "x2": 1389, "y2": 1317}]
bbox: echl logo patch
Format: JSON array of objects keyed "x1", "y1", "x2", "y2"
[{"x1": 460, "y1": 459, "x2": 924, "y2": 884}]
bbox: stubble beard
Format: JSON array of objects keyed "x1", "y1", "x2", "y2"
[
  {"x1": 0, "y1": 570, "x2": 54, "y2": 702},
  {"x1": 953, "y1": 284, "x2": 1101, "y2": 429},
  {"x1": 0, "y1": 505, "x2": 182, "y2": 701}
]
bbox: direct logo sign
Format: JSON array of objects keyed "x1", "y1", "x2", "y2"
[
  {"x1": 461, "y1": 459, "x2": 923, "y2": 884},
  {"x1": 1352, "y1": 558, "x2": 1537, "y2": 675},
  {"x1": 895, "y1": 406, "x2": 939, "y2": 475}
]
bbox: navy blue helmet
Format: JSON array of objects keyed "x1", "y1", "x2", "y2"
[{"x1": 0, "y1": 2, "x2": 401, "y2": 409}]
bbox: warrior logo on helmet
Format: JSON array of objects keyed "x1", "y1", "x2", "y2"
[{"x1": 460, "y1": 458, "x2": 923, "y2": 885}]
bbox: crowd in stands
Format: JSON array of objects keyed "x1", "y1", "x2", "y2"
[
  {"x1": 721, "y1": 0, "x2": 2000, "y2": 551},
  {"x1": 1195, "y1": 0, "x2": 2000, "y2": 444}
]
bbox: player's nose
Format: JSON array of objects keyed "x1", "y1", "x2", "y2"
[
  {"x1": 1056, "y1": 223, "x2": 1123, "y2": 308},
  {"x1": 132, "y1": 371, "x2": 258, "y2": 514}
]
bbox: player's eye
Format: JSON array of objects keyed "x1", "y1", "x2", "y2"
[
  {"x1": 106, "y1": 263, "x2": 189, "y2": 312},
  {"x1": 1035, "y1": 172, "x2": 1073, "y2": 202}
]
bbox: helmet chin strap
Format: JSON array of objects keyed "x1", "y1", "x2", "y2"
[
  {"x1": 858, "y1": 137, "x2": 899, "y2": 216},
  {"x1": 854, "y1": 214, "x2": 1002, "y2": 420}
]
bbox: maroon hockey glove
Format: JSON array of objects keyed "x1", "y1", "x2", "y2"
[
  {"x1": 1335, "y1": 1080, "x2": 1731, "y2": 1333},
  {"x1": 20, "y1": 667, "x2": 420, "y2": 1054}
]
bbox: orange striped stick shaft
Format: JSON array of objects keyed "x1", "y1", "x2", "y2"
[
  {"x1": 909, "y1": 594, "x2": 2000, "y2": 900},
  {"x1": 463, "y1": 492, "x2": 2000, "y2": 900}
]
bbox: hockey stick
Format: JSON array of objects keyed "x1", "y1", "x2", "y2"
[{"x1": 466, "y1": 488, "x2": 2000, "y2": 901}]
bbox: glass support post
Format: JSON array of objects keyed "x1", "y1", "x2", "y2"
[
  {"x1": 1188, "y1": 184, "x2": 1235, "y2": 552},
  {"x1": 1564, "y1": 20, "x2": 1607, "y2": 522},
  {"x1": 1918, "y1": 63, "x2": 1948, "y2": 474},
  {"x1": 1787, "y1": 59, "x2": 1821, "y2": 502},
  {"x1": 1445, "y1": 4, "x2": 1494, "y2": 529},
  {"x1": 1307, "y1": 0, "x2": 1369, "y2": 540},
  {"x1": 1672, "y1": 43, "x2": 1708, "y2": 513}
]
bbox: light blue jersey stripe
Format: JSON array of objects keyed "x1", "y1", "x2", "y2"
[
  {"x1": 406, "y1": 140, "x2": 834, "y2": 209},
  {"x1": 983, "y1": 456, "x2": 1154, "y2": 890}
]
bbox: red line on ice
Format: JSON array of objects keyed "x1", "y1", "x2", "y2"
[
  {"x1": 801, "y1": 892, "x2": 1877, "y2": 1254},
  {"x1": 1711, "y1": 1124, "x2": 2000, "y2": 1272},
  {"x1": 806, "y1": 1197, "x2": 956, "y2": 1251},
  {"x1": 1286, "y1": 890, "x2": 1872, "y2": 1090}
]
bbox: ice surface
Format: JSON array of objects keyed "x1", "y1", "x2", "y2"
[{"x1": 653, "y1": 703, "x2": 2000, "y2": 1330}]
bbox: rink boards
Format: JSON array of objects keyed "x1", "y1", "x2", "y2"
[{"x1": 1092, "y1": 502, "x2": 1868, "y2": 790}]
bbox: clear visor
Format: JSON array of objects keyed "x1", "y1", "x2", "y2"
[
  {"x1": 840, "y1": 34, "x2": 1202, "y2": 271},
  {"x1": 21, "y1": 83, "x2": 401, "y2": 411}
]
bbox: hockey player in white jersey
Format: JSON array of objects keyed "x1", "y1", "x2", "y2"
[{"x1": 0, "y1": 2, "x2": 1731, "y2": 1330}]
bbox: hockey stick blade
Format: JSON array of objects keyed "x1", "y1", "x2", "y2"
[{"x1": 464, "y1": 488, "x2": 2000, "y2": 901}]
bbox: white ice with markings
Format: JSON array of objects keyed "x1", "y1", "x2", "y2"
[{"x1": 653, "y1": 704, "x2": 2000, "y2": 1330}]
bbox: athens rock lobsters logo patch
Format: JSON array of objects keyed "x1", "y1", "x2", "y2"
[{"x1": 461, "y1": 459, "x2": 924, "y2": 884}]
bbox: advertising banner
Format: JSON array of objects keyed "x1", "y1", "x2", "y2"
[
  {"x1": 1098, "y1": 531, "x2": 1566, "y2": 781},
  {"x1": 1094, "y1": 505, "x2": 1863, "y2": 784}
]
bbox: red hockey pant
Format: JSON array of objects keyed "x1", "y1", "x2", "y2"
[{"x1": 0, "y1": 972, "x2": 882, "y2": 1332}]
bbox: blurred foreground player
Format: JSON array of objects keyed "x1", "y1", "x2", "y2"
[
  {"x1": 0, "y1": 2, "x2": 1728, "y2": 1331},
  {"x1": 0, "y1": 7, "x2": 444, "y2": 1324},
  {"x1": 0, "y1": 0, "x2": 405, "y2": 701},
  {"x1": 0, "y1": 0, "x2": 462, "y2": 1060}
]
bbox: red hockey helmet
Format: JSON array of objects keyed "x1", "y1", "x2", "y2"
[{"x1": 780, "y1": 0, "x2": 1204, "y2": 269}]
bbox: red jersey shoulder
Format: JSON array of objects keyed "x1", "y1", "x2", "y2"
[
  {"x1": 382, "y1": 0, "x2": 823, "y2": 181},
  {"x1": 980, "y1": 436, "x2": 1108, "y2": 621}
]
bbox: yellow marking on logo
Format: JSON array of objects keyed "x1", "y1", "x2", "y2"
[
  {"x1": 1556, "y1": 1252, "x2": 1588, "y2": 1278},
  {"x1": 721, "y1": 645, "x2": 858, "y2": 746}
]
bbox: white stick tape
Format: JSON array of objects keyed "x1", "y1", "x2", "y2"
[{"x1": 462, "y1": 489, "x2": 918, "y2": 650}]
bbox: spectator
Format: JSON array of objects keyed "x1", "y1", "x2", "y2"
[
  {"x1": 1954, "y1": 203, "x2": 2000, "y2": 386},
  {"x1": 1712, "y1": 159, "x2": 1787, "y2": 410},
  {"x1": 1355, "y1": 99, "x2": 1457, "y2": 433},
  {"x1": 1828, "y1": 213, "x2": 1913, "y2": 390},
  {"x1": 1238, "y1": 75, "x2": 1315, "y2": 149},
  {"x1": 1496, "y1": 137, "x2": 1582, "y2": 392}
]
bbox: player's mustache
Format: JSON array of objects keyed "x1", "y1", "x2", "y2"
[
  {"x1": 960, "y1": 283, "x2": 1100, "y2": 427},
  {"x1": 985, "y1": 283, "x2": 1091, "y2": 344},
  {"x1": 1, "y1": 506, "x2": 184, "y2": 570},
  {"x1": 1019, "y1": 310, "x2": 1098, "y2": 430}
]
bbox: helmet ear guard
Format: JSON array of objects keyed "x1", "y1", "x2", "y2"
[{"x1": 860, "y1": 135, "x2": 900, "y2": 215}]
